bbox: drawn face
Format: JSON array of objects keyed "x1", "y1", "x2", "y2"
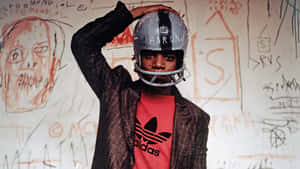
[{"x1": 0, "y1": 18, "x2": 59, "y2": 112}]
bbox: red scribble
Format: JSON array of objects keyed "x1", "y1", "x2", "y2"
[
  {"x1": 48, "y1": 122, "x2": 64, "y2": 138},
  {"x1": 108, "y1": 27, "x2": 133, "y2": 47},
  {"x1": 209, "y1": 112, "x2": 255, "y2": 136},
  {"x1": 193, "y1": 10, "x2": 241, "y2": 102},
  {"x1": 209, "y1": 0, "x2": 243, "y2": 15},
  {"x1": 48, "y1": 121, "x2": 98, "y2": 139},
  {"x1": 204, "y1": 48, "x2": 225, "y2": 85},
  {"x1": 191, "y1": 33, "x2": 199, "y2": 98},
  {"x1": 0, "y1": 125, "x2": 30, "y2": 142},
  {"x1": 7, "y1": 6, "x2": 63, "y2": 19}
]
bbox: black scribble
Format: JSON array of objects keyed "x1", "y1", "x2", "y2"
[
  {"x1": 249, "y1": 57, "x2": 260, "y2": 70},
  {"x1": 248, "y1": 158, "x2": 274, "y2": 169},
  {"x1": 77, "y1": 4, "x2": 87, "y2": 11},
  {"x1": 273, "y1": 111, "x2": 300, "y2": 115},
  {"x1": 58, "y1": 140, "x2": 65, "y2": 169},
  {"x1": 262, "y1": 118, "x2": 298, "y2": 148},
  {"x1": 271, "y1": 75, "x2": 300, "y2": 92},
  {"x1": 183, "y1": 0, "x2": 190, "y2": 28},
  {"x1": 70, "y1": 142, "x2": 77, "y2": 167},
  {"x1": 274, "y1": 0, "x2": 288, "y2": 46},
  {"x1": 4, "y1": 155, "x2": 9, "y2": 169},
  {"x1": 43, "y1": 162, "x2": 56, "y2": 168},
  {"x1": 214, "y1": 160, "x2": 238, "y2": 169},
  {"x1": 27, "y1": 151, "x2": 32, "y2": 169},
  {"x1": 263, "y1": 75, "x2": 300, "y2": 110},
  {"x1": 257, "y1": 38, "x2": 271, "y2": 53},
  {"x1": 247, "y1": 0, "x2": 251, "y2": 68},
  {"x1": 250, "y1": 55, "x2": 281, "y2": 72},
  {"x1": 259, "y1": 24, "x2": 268, "y2": 38},
  {"x1": 81, "y1": 136, "x2": 89, "y2": 166},
  {"x1": 275, "y1": 56, "x2": 281, "y2": 72},
  {"x1": 9, "y1": 150, "x2": 21, "y2": 169},
  {"x1": 43, "y1": 144, "x2": 56, "y2": 168},
  {"x1": 269, "y1": 97, "x2": 300, "y2": 110},
  {"x1": 275, "y1": 0, "x2": 300, "y2": 58},
  {"x1": 267, "y1": 0, "x2": 271, "y2": 17}
]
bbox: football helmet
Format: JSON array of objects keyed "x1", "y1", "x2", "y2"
[{"x1": 133, "y1": 10, "x2": 188, "y2": 87}]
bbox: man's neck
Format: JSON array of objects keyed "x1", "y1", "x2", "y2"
[{"x1": 142, "y1": 84, "x2": 173, "y2": 96}]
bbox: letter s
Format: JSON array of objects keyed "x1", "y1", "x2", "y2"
[{"x1": 205, "y1": 48, "x2": 225, "y2": 85}]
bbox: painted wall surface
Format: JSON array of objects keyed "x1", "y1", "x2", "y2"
[{"x1": 0, "y1": 0, "x2": 299, "y2": 169}]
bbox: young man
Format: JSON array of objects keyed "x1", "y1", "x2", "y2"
[{"x1": 71, "y1": 1, "x2": 210, "y2": 169}]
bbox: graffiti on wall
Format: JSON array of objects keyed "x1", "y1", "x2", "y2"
[{"x1": 0, "y1": 16, "x2": 66, "y2": 112}]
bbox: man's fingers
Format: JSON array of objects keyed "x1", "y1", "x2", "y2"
[
  {"x1": 131, "y1": 5, "x2": 180, "y2": 19},
  {"x1": 148, "y1": 5, "x2": 180, "y2": 16}
]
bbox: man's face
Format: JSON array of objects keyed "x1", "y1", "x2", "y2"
[
  {"x1": 0, "y1": 19, "x2": 55, "y2": 112},
  {"x1": 141, "y1": 50, "x2": 177, "y2": 83}
]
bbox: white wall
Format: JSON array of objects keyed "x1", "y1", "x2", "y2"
[{"x1": 0, "y1": 0, "x2": 299, "y2": 169}]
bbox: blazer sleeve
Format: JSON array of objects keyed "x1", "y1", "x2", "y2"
[
  {"x1": 193, "y1": 113, "x2": 210, "y2": 169},
  {"x1": 71, "y1": 1, "x2": 134, "y2": 99}
]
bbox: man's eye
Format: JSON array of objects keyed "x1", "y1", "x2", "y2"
[
  {"x1": 164, "y1": 55, "x2": 176, "y2": 61},
  {"x1": 7, "y1": 48, "x2": 24, "y2": 64},
  {"x1": 33, "y1": 45, "x2": 48, "y2": 54}
]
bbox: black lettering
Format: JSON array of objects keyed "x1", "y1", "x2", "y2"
[
  {"x1": 77, "y1": 4, "x2": 87, "y2": 11},
  {"x1": 267, "y1": 54, "x2": 273, "y2": 64},
  {"x1": 259, "y1": 55, "x2": 266, "y2": 68},
  {"x1": 147, "y1": 147, "x2": 154, "y2": 154},
  {"x1": 140, "y1": 143, "x2": 148, "y2": 151}
]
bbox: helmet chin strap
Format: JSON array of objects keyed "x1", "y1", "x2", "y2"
[
  {"x1": 140, "y1": 74, "x2": 184, "y2": 87},
  {"x1": 150, "y1": 76, "x2": 157, "y2": 83},
  {"x1": 135, "y1": 63, "x2": 185, "y2": 87}
]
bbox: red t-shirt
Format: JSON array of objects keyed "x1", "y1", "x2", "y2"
[{"x1": 133, "y1": 92, "x2": 175, "y2": 169}]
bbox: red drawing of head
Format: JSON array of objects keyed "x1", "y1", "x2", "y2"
[{"x1": 0, "y1": 16, "x2": 65, "y2": 112}]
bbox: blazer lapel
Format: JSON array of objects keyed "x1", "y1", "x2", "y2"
[
  {"x1": 170, "y1": 88, "x2": 194, "y2": 169},
  {"x1": 120, "y1": 81, "x2": 141, "y2": 166}
]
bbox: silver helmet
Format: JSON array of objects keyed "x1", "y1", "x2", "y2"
[{"x1": 133, "y1": 10, "x2": 188, "y2": 87}]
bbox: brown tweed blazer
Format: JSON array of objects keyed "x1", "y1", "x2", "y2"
[{"x1": 71, "y1": 2, "x2": 210, "y2": 169}]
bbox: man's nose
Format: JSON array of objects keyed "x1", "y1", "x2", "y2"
[{"x1": 152, "y1": 53, "x2": 165, "y2": 69}]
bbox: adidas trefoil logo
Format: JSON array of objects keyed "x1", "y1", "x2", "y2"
[{"x1": 134, "y1": 117, "x2": 171, "y2": 157}]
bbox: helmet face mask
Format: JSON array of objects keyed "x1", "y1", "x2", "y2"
[{"x1": 133, "y1": 10, "x2": 188, "y2": 87}]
